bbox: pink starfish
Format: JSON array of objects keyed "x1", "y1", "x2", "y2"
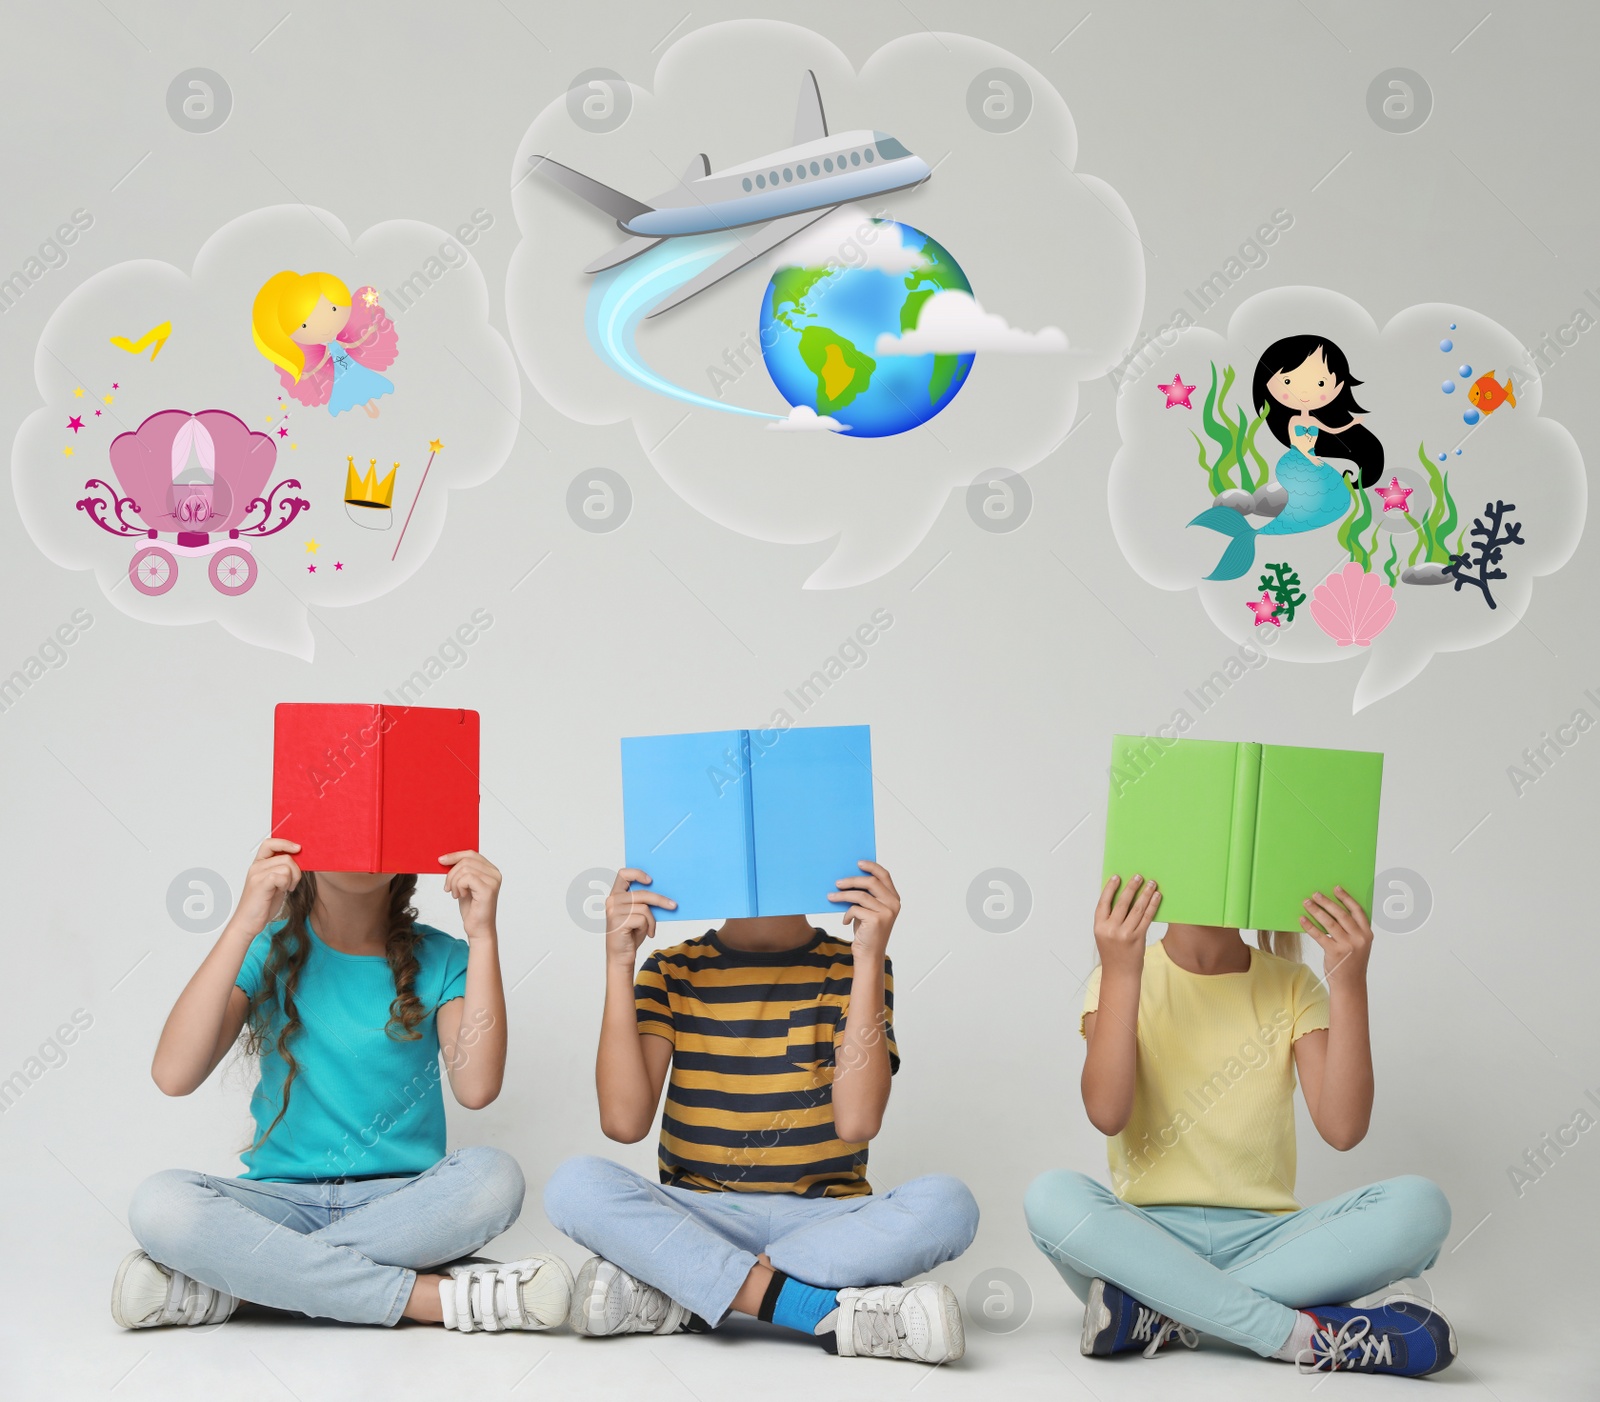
[
  {"x1": 1375, "y1": 475, "x2": 1413, "y2": 513},
  {"x1": 1246, "y1": 593, "x2": 1282, "y2": 627},
  {"x1": 1158, "y1": 374, "x2": 1196, "y2": 409}
]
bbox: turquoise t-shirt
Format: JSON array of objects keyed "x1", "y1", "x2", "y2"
[{"x1": 235, "y1": 920, "x2": 469, "y2": 1182}]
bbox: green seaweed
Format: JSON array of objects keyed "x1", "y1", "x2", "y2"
[
  {"x1": 1190, "y1": 361, "x2": 1271, "y2": 498},
  {"x1": 1405, "y1": 441, "x2": 1463, "y2": 567},
  {"x1": 1383, "y1": 536, "x2": 1399, "y2": 587},
  {"x1": 1338, "y1": 475, "x2": 1375, "y2": 570}
]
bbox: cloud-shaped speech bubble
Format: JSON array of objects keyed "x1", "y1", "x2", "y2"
[
  {"x1": 508, "y1": 21, "x2": 1143, "y2": 588},
  {"x1": 1109, "y1": 286, "x2": 1586, "y2": 710},
  {"x1": 12, "y1": 205, "x2": 519, "y2": 657}
]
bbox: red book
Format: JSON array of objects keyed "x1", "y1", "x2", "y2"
[{"x1": 271, "y1": 704, "x2": 480, "y2": 873}]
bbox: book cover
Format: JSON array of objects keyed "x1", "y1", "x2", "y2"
[
  {"x1": 271, "y1": 703, "x2": 479, "y2": 873},
  {"x1": 1101, "y1": 734, "x2": 1382, "y2": 931},
  {"x1": 621, "y1": 724, "x2": 875, "y2": 921}
]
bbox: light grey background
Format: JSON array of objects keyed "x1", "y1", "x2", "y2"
[{"x1": 2, "y1": 2, "x2": 1595, "y2": 1397}]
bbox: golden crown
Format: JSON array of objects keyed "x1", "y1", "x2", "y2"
[{"x1": 344, "y1": 455, "x2": 397, "y2": 509}]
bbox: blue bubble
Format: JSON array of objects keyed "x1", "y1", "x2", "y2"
[
  {"x1": 1449, "y1": 323, "x2": 1457, "y2": 330},
  {"x1": 1454, "y1": 448, "x2": 1463, "y2": 455},
  {"x1": 1437, "y1": 453, "x2": 1447, "y2": 462},
  {"x1": 1463, "y1": 407, "x2": 1481, "y2": 425},
  {"x1": 1442, "y1": 380, "x2": 1455, "y2": 393},
  {"x1": 1440, "y1": 338, "x2": 1453, "y2": 352},
  {"x1": 1459, "y1": 364, "x2": 1472, "y2": 377}
]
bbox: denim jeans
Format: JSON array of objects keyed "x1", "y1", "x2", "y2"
[
  {"x1": 1024, "y1": 1170, "x2": 1451, "y2": 1355},
  {"x1": 544, "y1": 1155, "x2": 979, "y2": 1324},
  {"x1": 127, "y1": 1146, "x2": 526, "y2": 1325}
]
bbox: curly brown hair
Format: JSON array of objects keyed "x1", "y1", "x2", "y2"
[{"x1": 242, "y1": 872, "x2": 427, "y2": 1148}]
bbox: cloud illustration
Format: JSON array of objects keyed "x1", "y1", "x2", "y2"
[
  {"x1": 11, "y1": 205, "x2": 520, "y2": 658},
  {"x1": 1108, "y1": 286, "x2": 1587, "y2": 710},
  {"x1": 875, "y1": 290, "x2": 1067, "y2": 356},
  {"x1": 507, "y1": 20, "x2": 1143, "y2": 588},
  {"x1": 768, "y1": 405, "x2": 847, "y2": 432}
]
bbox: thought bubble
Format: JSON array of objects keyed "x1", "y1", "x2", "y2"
[
  {"x1": 508, "y1": 21, "x2": 1142, "y2": 588},
  {"x1": 1109, "y1": 287, "x2": 1586, "y2": 710},
  {"x1": 12, "y1": 205, "x2": 519, "y2": 657}
]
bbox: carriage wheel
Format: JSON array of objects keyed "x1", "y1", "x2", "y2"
[
  {"x1": 209, "y1": 547, "x2": 258, "y2": 596},
  {"x1": 129, "y1": 546, "x2": 178, "y2": 596}
]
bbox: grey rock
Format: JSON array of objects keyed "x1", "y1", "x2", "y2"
[
  {"x1": 1213, "y1": 489, "x2": 1255, "y2": 515},
  {"x1": 1251, "y1": 482, "x2": 1288, "y2": 519},
  {"x1": 1401, "y1": 563, "x2": 1451, "y2": 586}
]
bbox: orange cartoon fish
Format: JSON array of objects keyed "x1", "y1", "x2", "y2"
[{"x1": 1468, "y1": 371, "x2": 1516, "y2": 415}]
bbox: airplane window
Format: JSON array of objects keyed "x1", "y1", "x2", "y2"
[
  {"x1": 784, "y1": 167, "x2": 792, "y2": 181},
  {"x1": 756, "y1": 174, "x2": 766, "y2": 188},
  {"x1": 742, "y1": 178, "x2": 752, "y2": 192},
  {"x1": 796, "y1": 164, "x2": 806, "y2": 178},
  {"x1": 824, "y1": 158, "x2": 833, "y2": 172},
  {"x1": 850, "y1": 151, "x2": 861, "y2": 165},
  {"x1": 864, "y1": 149, "x2": 874, "y2": 162},
  {"x1": 770, "y1": 170, "x2": 778, "y2": 184},
  {"x1": 876, "y1": 137, "x2": 911, "y2": 159},
  {"x1": 810, "y1": 161, "x2": 819, "y2": 175}
]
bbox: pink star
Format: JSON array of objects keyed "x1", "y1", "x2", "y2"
[
  {"x1": 1246, "y1": 593, "x2": 1282, "y2": 627},
  {"x1": 1375, "y1": 476, "x2": 1413, "y2": 513},
  {"x1": 1158, "y1": 374, "x2": 1196, "y2": 409},
  {"x1": 111, "y1": 382, "x2": 119, "y2": 390},
  {"x1": 334, "y1": 560, "x2": 344, "y2": 570},
  {"x1": 277, "y1": 426, "x2": 288, "y2": 437},
  {"x1": 94, "y1": 409, "x2": 102, "y2": 416},
  {"x1": 307, "y1": 563, "x2": 317, "y2": 573},
  {"x1": 67, "y1": 416, "x2": 84, "y2": 433}
]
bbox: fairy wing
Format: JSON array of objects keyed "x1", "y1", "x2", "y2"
[
  {"x1": 277, "y1": 345, "x2": 334, "y2": 407},
  {"x1": 339, "y1": 287, "x2": 399, "y2": 371}
]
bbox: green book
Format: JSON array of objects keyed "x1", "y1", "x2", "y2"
[{"x1": 1101, "y1": 735, "x2": 1384, "y2": 932}]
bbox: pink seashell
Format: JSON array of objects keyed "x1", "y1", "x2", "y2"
[{"x1": 1309, "y1": 561, "x2": 1396, "y2": 647}]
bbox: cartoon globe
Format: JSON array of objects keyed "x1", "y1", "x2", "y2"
[{"x1": 759, "y1": 221, "x2": 973, "y2": 438}]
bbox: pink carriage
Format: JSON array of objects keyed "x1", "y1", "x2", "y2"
[{"x1": 77, "y1": 409, "x2": 309, "y2": 596}]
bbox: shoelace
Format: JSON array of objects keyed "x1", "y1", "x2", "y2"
[
  {"x1": 852, "y1": 1298, "x2": 910, "y2": 1356},
  {"x1": 1298, "y1": 1315, "x2": 1392, "y2": 1373},
  {"x1": 620, "y1": 1276, "x2": 672, "y2": 1333},
  {"x1": 1130, "y1": 1303, "x2": 1199, "y2": 1358}
]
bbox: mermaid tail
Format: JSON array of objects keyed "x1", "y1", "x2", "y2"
[
  {"x1": 1190, "y1": 449, "x2": 1353, "y2": 580},
  {"x1": 1189, "y1": 505, "x2": 1260, "y2": 580}
]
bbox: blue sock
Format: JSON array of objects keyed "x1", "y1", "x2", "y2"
[{"x1": 760, "y1": 1271, "x2": 839, "y2": 1337}]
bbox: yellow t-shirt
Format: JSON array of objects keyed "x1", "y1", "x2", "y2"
[{"x1": 1082, "y1": 941, "x2": 1329, "y2": 1212}]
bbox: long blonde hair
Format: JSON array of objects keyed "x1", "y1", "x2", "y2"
[
  {"x1": 1255, "y1": 930, "x2": 1303, "y2": 962},
  {"x1": 251, "y1": 270, "x2": 351, "y2": 380}
]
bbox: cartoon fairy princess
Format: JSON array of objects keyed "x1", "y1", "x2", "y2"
[
  {"x1": 251, "y1": 271, "x2": 398, "y2": 418},
  {"x1": 1190, "y1": 335, "x2": 1384, "y2": 580}
]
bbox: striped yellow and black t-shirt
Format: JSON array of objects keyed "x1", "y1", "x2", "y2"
[{"x1": 635, "y1": 929, "x2": 898, "y2": 1198}]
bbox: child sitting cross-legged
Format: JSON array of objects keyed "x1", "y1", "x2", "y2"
[
  {"x1": 1025, "y1": 874, "x2": 1457, "y2": 1377},
  {"x1": 544, "y1": 862, "x2": 979, "y2": 1364}
]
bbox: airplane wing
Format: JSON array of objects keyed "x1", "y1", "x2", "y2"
[
  {"x1": 794, "y1": 70, "x2": 828, "y2": 143},
  {"x1": 583, "y1": 235, "x2": 666, "y2": 274},
  {"x1": 645, "y1": 207, "x2": 833, "y2": 318}
]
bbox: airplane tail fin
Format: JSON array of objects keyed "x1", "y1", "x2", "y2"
[{"x1": 529, "y1": 156, "x2": 653, "y2": 225}]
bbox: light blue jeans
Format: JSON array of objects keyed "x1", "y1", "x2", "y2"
[
  {"x1": 1024, "y1": 1170, "x2": 1451, "y2": 1356},
  {"x1": 544, "y1": 1155, "x2": 980, "y2": 1324},
  {"x1": 127, "y1": 1146, "x2": 526, "y2": 1326}
]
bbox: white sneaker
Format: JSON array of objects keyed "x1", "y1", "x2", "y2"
[
  {"x1": 439, "y1": 1256, "x2": 574, "y2": 1333},
  {"x1": 833, "y1": 1282, "x2": 965, "y2": 1363},
  {"x1": 568, "y1": 1256, "x2": 692, "y2": 1337},
  {"x1": 111, "y1": 1250, "x2": 239, "y2": 1329}
]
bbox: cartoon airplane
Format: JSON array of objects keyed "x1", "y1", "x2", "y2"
[{"x1": 530, "y1": 71, "x2": 931, "y2": 316}]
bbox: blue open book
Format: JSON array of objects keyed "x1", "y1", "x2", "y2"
[{"x1": 621, "y1": 725, "x2": 876, "y2": 921}]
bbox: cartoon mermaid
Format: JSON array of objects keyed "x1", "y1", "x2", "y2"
[
  {"x1": 251, "y1": 271, "x2": 398, "y2": 418},
  {"x1": 1189, "y1": 335, "x2": 1383, "y2": 580}
]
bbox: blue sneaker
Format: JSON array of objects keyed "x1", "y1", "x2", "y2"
[
  {"x1": 1299, "y1": 1295, "x2": 1457, "y2": 1375},
  {"x1": 1081, "y1": 1279, "x2": 1200, "y2": 1358}
]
